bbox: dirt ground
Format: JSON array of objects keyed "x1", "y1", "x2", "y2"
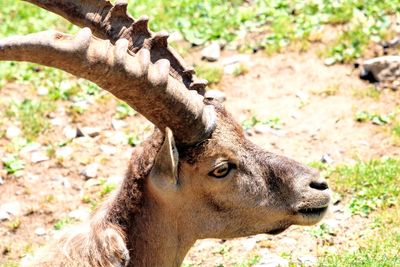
[{"x1": 0, "y1": 48, "x2": 399, "y2": 266}]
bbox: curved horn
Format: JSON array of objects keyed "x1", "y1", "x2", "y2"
[
  {"x1": 24, "y1": 0, "x2": 208, "y2": 94},
  {"x1": 0, "y1": 28, "x2": 216, "y2": 145}
]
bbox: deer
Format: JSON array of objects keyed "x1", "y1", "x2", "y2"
[{"x1": 0, "y1": 1, "x2": 331, "y2": 266}]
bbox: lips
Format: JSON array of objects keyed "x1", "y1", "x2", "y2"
[{"x1": 298, "y1": 206, "x2": 328, "y2": 217}]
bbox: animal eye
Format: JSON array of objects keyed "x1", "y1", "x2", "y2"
[{"x1": 209, "y1": 162, "x2": 236, "y2": 178}]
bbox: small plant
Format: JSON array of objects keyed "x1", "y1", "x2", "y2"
[
  {"x1": 233, "y1": 63, "x2": 249, "y2": 77},
  {"x1": 309, "y1": 223, "x2": 336, "y2": 239},
  {"x1": 54, "y1": 217, "x2": 73, "y2": 230},
  {"x1": 7, "y1": 218, "x2": 21, "y2": 231},
  {"x1": 355, "y1": 111, "x2": 392, "y2": 125},
  {"x1": 127, "y1": 133, "x2": 141, "y2": 147},
  {"x1": 5, "y1": 99, "x2": 55, "y2": 140},
  {"x1": 242, "y1": 115, "x2": 282, "y2": 131},
  {"x1": 115, "y1": 101, "x2": 136, "y2": 119},
  {"x1": 195, "y1": 64, "x2": 223, "y2": 85},
  {"x1": 2, "y1": 155, "x2": 25, "y2": 175},
  {"x1": 99, "y1": 179, "x2": 118, "y2": 197}
]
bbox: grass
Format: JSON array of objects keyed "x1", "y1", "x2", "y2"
[
  {"x1": 319, "y1": 208, "x2": 400, "y2": 266},
  {"x1": 194, "y1": 64, "x2": 223, "y2": 85},
  {"x1": 328, "y1": 158, "x2": 400, "y2": 216},
  {"x1": 5, "y1": 99, "x2": 55, "y2": 140}
]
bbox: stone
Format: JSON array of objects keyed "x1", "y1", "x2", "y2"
[
  {"x1": 68, "y1": 208, "x2": 90, "y2": 221},
  {"x1": 0, "y1": 210, "x2": 10, "y2": 221},
  {"x1": 205, "y1": 89, "x2": 226, "y2": 102},
  {"x1": 37, "y1": 86, "x2": 49, "y2": 96},
  {"x1": 221, "y1": 55, "x2": 251, "y2": 66},
  {"x1": 107, "y1": 175, "x2": 124, "y2": 185},
  {"x1": 30, "y1": 152, "x2": 49, "y2": 163},
  {"x1": 100, "y1": 145, "x2": 117, "y2": 155},
  {"x1": 34, "y1": 227, "x2": 46, "y2": 236},
  {"x1": 321, "y1": 154, "x2": 334, "y2": 165},
  {"x1": 298, "y1": 255, "x2": 317, "y2": 266},
  {"x1": 279, "y1": 237, "x2": 297, "y2": 247},
  {"x1": 56, "y1": 146, "x2": 74, "y2": 159},
  {"x1": 0, "y1": 201, "x2": 22, "y2": 217},
  {"x1": 63, "y1": 126, "x2": 78, "y2": 140},
  {"x1": 20, "y1": 143, "x2": 41, "y2": 156},
  {"x1": 111, "y1": 119, "x2": 127, "y2": 130},
  {"x1": 6, "y1": 126, "x2": 21, "y2": 140},
  {"x1": 255, "y1": 252, "x2": 289, "y2": 267},
  {"x1": 81, "y1": 163, "x2": 99, "y2": 179},
  {"x1": 201, "y1": 42, "x2": 221, "y2": 62},
  {"x1": 0, "y1": 176, "x2": 4, "y2": 185},
  {"x1": 81, "y1": 127, "x2": 101, "y2": 138}
]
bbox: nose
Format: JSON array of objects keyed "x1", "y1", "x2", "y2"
[{"x1": 309, "y1": 180, "x2": 329, "y2": 191}]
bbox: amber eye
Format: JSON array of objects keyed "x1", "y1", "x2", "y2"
[{"x1": 209, "y1": 162, "x2": 236, "y2": 178}]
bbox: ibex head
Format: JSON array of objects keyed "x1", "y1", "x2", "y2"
[
  {"x1": 0, "y1": 0, "x2": 330, "y2": 265},
  {"x1": 148, "y1": 101, "x2": 330, "y2": 239}
]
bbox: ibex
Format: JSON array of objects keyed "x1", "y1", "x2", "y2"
[{"x1": 0, "y1": 1, "x2": 331, "y2": 266}]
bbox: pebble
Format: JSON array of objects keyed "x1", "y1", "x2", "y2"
[
  {"x1": 100, "y1": 145, "x2": 117, "y2": 155},
  {"x1": 81, "y1": 163, "x2": 99, "y2": 179},
  {"x1": 241, "y1": 238, "x2": 257, "y2": 252},
  {"x1": 111, "y1": 119, "x2": 127, "y2": 130},
  {"x1": 20, "y1": 143, "x2": 41, "y2": 156},
  {"x1": 205, "y1": 89, "x2": 226, "y2": 102},
  {"x1": 0, "y1": 210, "x2": 10, "y2": 221},
  {"x1": 0, "y1": 176, "x2": 4, "y2": 185},
  {"x1": 30, "y1": 151, "x2": 49, "y2": 163},
  {"x1": 37, "y1": 86, "x2": 49, "y2": 96},
  {"x1": 56, "y1": 146, "x2": 74, "y2": 159},
  {"x1": 298, "y1": 255, "x2": 317, "y2": 266},
  {"x1": 221, "y1": 55, "x2": 251, "y2": 66},
  {"x1": 34, "y1": 227, "x2": 46, "y2": 236},
  {"x1": 255, "y1": 252, "x2": 288, "y2": 267},
  {"x1": 81, "y1": 127, "x2": 101, "y2": 138},
  {"x1": 6, "y1": 126, "x2": 21, "y2": 140},
  {"x1": 321, "y1": 154, "x2": 334, "y2": 165},
  {"x1": 201, "y1": 42, "x2": 221, "y2": 62},
  {"x1": 68, "y1": 208, "x2": 90, "y2": 221},
  {"x1": 63, "y1": 126, "x2": 78, "y2": 139},
  {"x1": 107, "y1": 175, "x2": 124, "y2": 185},
  {"x1": 0, "y1": 201, "x2": 22, "y2": 217},
  {"x1": 279, "y1": 237, "x2": 297, "y2": 247}
]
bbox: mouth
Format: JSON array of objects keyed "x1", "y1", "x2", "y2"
[
  {"x1": 265, "y1": 227, "x2": 288, "y2": 235},
  {"x1": 298, "y1": 206, "x2": 328, "y2": 217}
]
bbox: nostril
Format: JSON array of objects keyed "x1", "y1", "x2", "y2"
[{"x1": 309, "y1": 181, "x2": 329, "y2": 191}]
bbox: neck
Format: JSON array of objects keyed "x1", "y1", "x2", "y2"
[{"x1": 104, "y1": 183, "x2": 195, "y2": 267}]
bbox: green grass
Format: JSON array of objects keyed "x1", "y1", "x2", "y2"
[
  {"x1": 194, "y1": 64, "x2": 223, "y2": 85},
  {"x1": 329, "y1": 158, "x2": 400, "y2": 216},
  {"x1": 5, "y1": 99, "x2": 55, "y2": 140},
  {"x1": 319, "y1": 208, "x2": 400, "y2": 266}
]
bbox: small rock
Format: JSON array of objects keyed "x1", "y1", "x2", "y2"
[
  {"x1": 37, "y1": 86, "x2": 49, "y2": 96},
  {"x1": 201, "y1": 42, "x2": 221, "y2": 62},
  {"x1": 241, "y1": 238, "x2": 257, "y2": 251},
  {"x1": 81, "y1": 163, "x2": 99, "y2": 179},
  {"x1": 84, "y1": 178, "x2": 101, "y2": 189},
  {"x1": 111, "y1": 119, "x2": 127, "y2": 130},
  {"x1": 221, "y1": 55, "x2": 251, "y2": 66},
  {"x1": 100, "y1": 145, "x2": 117, "y2": 155},
  {"x1": 30, "y1": 152, "x2": 49, "y2": 163},
  {"x1": 0, "y1": 176, "x2": 4, "y2": 185},
  {"x1": 56, "y1": 146, "x2": 74, "y2": 159},
  {"x1": 34, "y1": 227, "x2": 46, "y2": 236},
  {"x1": 295, "y1": 91, "x2": 309, "y2": 102},
  {"x1": 324, "y1": 57, "x2": 336, "y2": 66},
  {"x1": 0, "y1": 201, "x2": 22, "y2": 217},
  {"x1": 20, "y1": 143, "x2": 41, "y2": 156},
  {"x1": 50, "y1": 117, "x2": 66, "y2": 126},
  {"x1": 323, "y1": 219, "x2": 340, "y2": 231},
  {"x1": 63, "y1": 126, "x2": 78, "y2": 140},
  {"x1": 68, "y1": 208, "x2": 90, "y2": 221},
  {"x1": 255, "y1": 253, "x2": 288, "y2": 267},
  {"x1": 253, "y1": 124, "x2": 271, "y2": 134},
  {"x1": 205, "y1": 89, "x2": 226, "y2": 102},
  {"x1": 107, "y1": 175, "x2": 124, "y2": 185},
  {"x1": 298, "y1": 255, "x2": 317, "y2": 266},
  {"x1": 6, "y1": 126, "x2": 21, "y2": 140},
  {"x1": 224, "y1": 64, "x2": 238, "y2": 75},
  {"x1": 321, "y1": 154, "x2": 334, "y2": 165},
  {"x1": 0, "y1": 210, "x2": 10, "y2": 221},
  {"x1": 81, "y1": 127, "x2": 101, "y2": 138}
]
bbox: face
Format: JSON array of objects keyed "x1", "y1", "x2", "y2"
[{"x1": 150, "y1": 104, "x2": 331, "y2": 239}]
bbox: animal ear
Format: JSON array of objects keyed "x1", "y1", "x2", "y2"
[{"x1": 149, "y1": 127, "x2": 179, "y2": 191}]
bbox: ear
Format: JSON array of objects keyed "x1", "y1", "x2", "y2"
[{"x1": 149, "y1": 127, "x2": 179, "y2": 191}]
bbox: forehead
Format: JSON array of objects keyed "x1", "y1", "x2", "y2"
[{"x1": 180, "y1": 104, "x2": 248, "y2": 163}]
